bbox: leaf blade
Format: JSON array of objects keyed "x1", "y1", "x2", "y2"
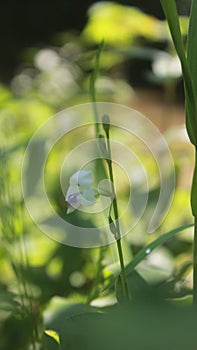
[
  {"x1": 125, "y1": 223, "x2": 194, "y2": 277},
  {"x1": 160, "y1": 0, "x2": 197, "y2": 146},
  {"x1": 45, "y1": 329, "x2": 60, "y2": 345}
]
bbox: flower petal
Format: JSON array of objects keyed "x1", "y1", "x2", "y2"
[
  {"x1": 98, "y1": 179, "x2": 113, "y2": 197},
  {"x1": 70, "y1": 170, "x2": 93, "y2": 187},
  {"x1": 80, "y1": 189, "x2": 96, "y2": 206},
  {"x1": 69, "y1": 171, "x2": 81, "y2": 185},
  {"x1": 78, "y1": 170, "x2": 93, "y2": 187},
  {"x1": 66, "y1": 193, "x2": 81, "y2": 213},
  {"x1": 66, "y1": 205, "x2": 76, "y2": 214},
  {"x1": 65, "y1": 184, "x2": 79, "y2": 201},
  {"x1": 66, "y1": 170, "x2": 97, "y2": 213}
]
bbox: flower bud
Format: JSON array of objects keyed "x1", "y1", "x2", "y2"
[{"x1": 102, "y1": 114, "x2": 110, "y2": 135}]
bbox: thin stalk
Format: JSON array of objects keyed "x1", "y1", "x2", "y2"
[
  {"x1": 116, "y1": 239, "x2": 129, "y2": 300},
  {"x1": 193, "y1": 217, "x2": 197, "y2": 306},
  {"x1": 90, "y1": 40, "x2": 104, "y2": 136},
  {"x1": 105, "y1": 129, "x2": 130, "y2": 300},
  {"x1": 88, "y1": 42, "x2": 108, "y2": 305}
]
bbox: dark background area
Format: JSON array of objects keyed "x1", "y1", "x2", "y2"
[
  {"x1": 0, "y1": 0, "x2": 191, "y2": 83},
  {"x1": 0, "y1": 0, "x2": 166, "y2": 83}
]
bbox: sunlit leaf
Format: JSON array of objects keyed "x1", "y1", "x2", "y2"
[
  {"x1": 83, "y1": 3, "x2": 162, "y2": 46},
  {"x1": 45, "y1": 329, "x2": 60, "y2": 345}
]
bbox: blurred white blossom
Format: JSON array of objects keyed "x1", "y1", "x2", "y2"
[
  {"x1": 35, "y1": 49, "x2": 60, "y2": 71},
  {"x1": 66, "y1": 170, "x2": 97, "y2": 213},
  {"x1": 152, "y1": 52, "x2": 182, "y2": 79}
]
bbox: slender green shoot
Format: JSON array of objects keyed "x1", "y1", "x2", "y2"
[
  {"x1": 160, "y1": 0, "x2": 197, "y2": 306},
  {"x1": 90, "y1": 40, "x2": 105, "y2": 135},
  {"x1": 102, "y1": 114, "x2": 130, "y2": 301}
]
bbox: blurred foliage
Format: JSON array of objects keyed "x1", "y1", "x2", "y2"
[
  {"x1": 0, "y1": 1, "x2": 195, "y2": 349},
  {"x1": 54, "y1": 300, "x2": 196, "y2": 350},
  {"x1": 82, "y1": 3, "x2": 163, "y2": 46}
]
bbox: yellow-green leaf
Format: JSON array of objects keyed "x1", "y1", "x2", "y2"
[{"x1": 45, "y1": 329, "x2": 60, "y2": 345}]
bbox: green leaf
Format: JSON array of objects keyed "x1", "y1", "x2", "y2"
[
  {"x1": 160, "y1": 0, "x2": 197, "y2": 146},
  {"x1": 44, "y1": 296, "x2": 99, "y2": 333},
  {"x1": 45, "y1": 330, "x2": 60, "y2": 345},
  {"x1": 115, "y1": 269, "x2": 151, "y2": 302},
  {"x1": 44, "y1": 297, "x2": 101, "y2": 350},
  {"x1": 0, "y1": 289, "x2": 20, "y2": 313},
  {"x1": 191, "y1": 159, "x2": 197, "y2": 217},
  {"x1": 125, "y1": 223, "x2": 194, "y2": 277},
  {"x1": 187, "y1": 0, "x2": 197, "y2": 217},
  {"x1": 187, "y1": 0, "x2": 197, "y2": 96}
]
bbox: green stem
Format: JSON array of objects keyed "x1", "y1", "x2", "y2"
[
  {"x1": 193, "y1": 217, "x2": 197, "y2": 306},
  {"x1": 105, "y1": 130, "x2": 130, "y2": 301},
  {"x1": 116, "y1": 239, "x2": 130, "y2": 300},
  {"x1": 90, "y1": 41, "x2": 104, "y2": 136}
]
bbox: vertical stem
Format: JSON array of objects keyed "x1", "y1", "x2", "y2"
[
  {"x1": 116, "y1": 239, "x2": 129, "y2": 300},
  {"x1": 193, "y1": 217, "x2": 197, "y2": 306},
  {"x1": 88, "y1": 42, "x2": 108, "y2": 304},
  {"x1": 105, "y1": 131, "x2": 130, "y2": 300},
  {"x1": 90, "y1": 41, "x2": 104, "y2": 136}
]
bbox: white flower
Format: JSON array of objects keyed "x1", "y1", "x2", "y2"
[
  {"x1": 66, "y1": 170, "x2": 97, "y2": 213},
  {"x1": 152, "y1": 52, "x2": 182, "y2": 80}
]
